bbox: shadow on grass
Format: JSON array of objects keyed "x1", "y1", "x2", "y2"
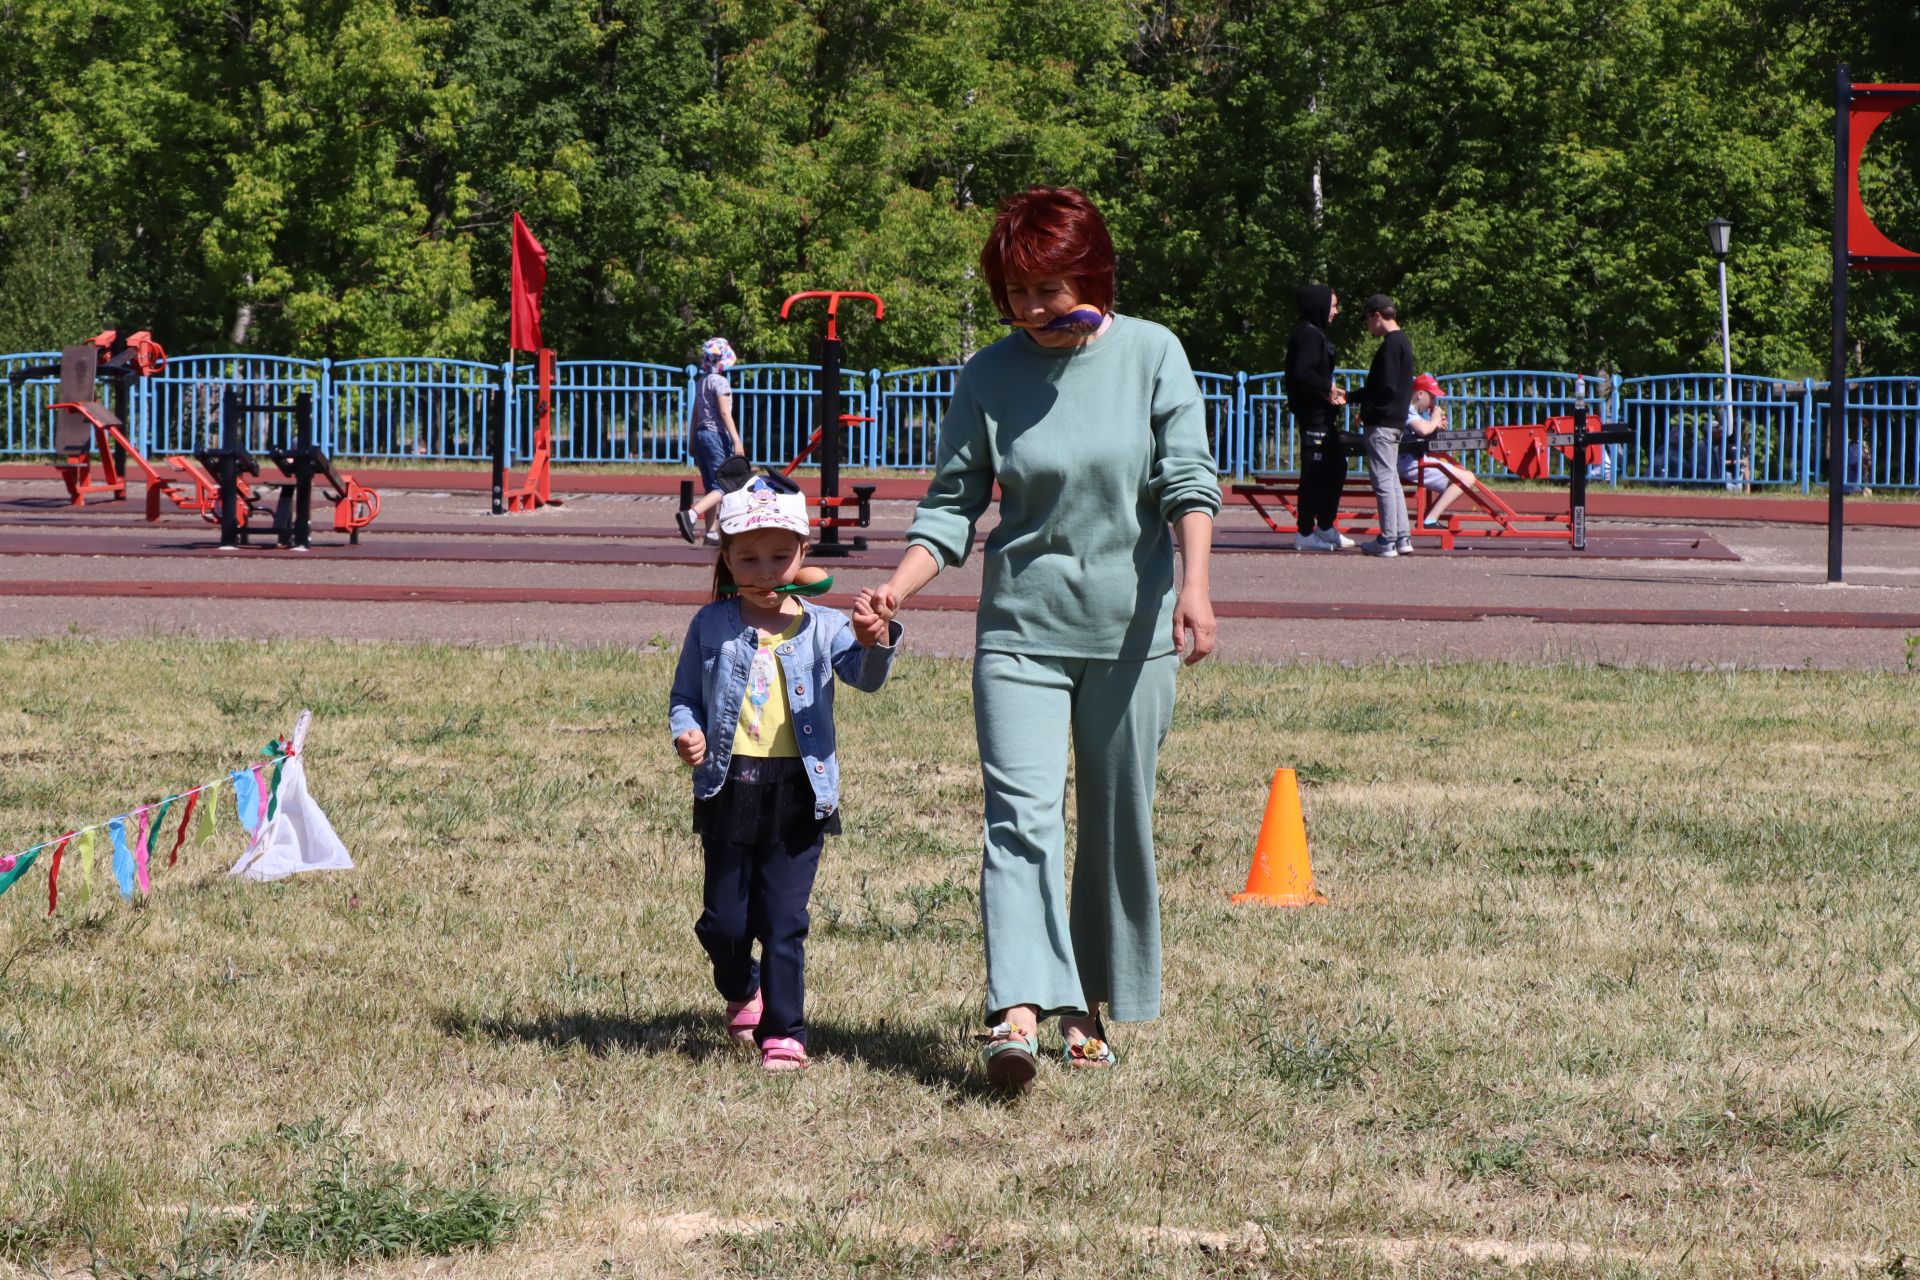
[{"x1": 435, "y1": 1007, "x2": 1007, "y2": 1102}]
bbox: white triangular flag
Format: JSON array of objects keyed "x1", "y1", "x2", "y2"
[{"x1": 231, "y1": 710, "x2": 353, "y2": 882}]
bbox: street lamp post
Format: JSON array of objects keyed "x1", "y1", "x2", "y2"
[{"x1": 1706, "y1": 217, "x2": 1740, "y2": 489}]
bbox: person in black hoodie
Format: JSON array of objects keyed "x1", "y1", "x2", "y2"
[
  {"x1": 1283, "y1": 286, "x2": 1354, "y2": 551},
  {"x1": 1357, "y1": 293, "x2": 1414, "y2": 557}
]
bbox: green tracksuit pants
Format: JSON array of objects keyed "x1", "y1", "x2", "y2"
[{"x1": 972, "y1": 650, "x2": 1179, "y2": 1024}]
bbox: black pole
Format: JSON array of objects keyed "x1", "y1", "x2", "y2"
[
  {"x1": 489, "y1": 386, "x2": 506, "y2": 516},
  {"x1": 218, "y1": 388, "x2": 242, "y2": 548},
  {"x1": 817, "y1": 330, "x2": 843, "y2": 553},
  {"x1": 291, "y1": 391, "x2": 314, "y2": 549},
  {"x1": 1570, "y1": 374, "x2": 1589, "y2": 550},
  {"x1": 1828, "y1": 63, "x2": 1850, "y2": 584},
  {"x1": 110, "y1": 375, "x2": 129, "y2": 498}
]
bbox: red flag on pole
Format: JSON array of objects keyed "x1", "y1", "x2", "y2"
[{"x1": 510, "y1": 213, "x2": 547, "y2": 352}]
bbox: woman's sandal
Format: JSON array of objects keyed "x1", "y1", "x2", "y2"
[
  {"x1": 981, "y1": 1022, "x2": 1040, "y2": 1094},
  {"x1": 1061, "y1": 1019, "x2": 1118, "y2": 1070},
  {"x1": 725, "y1": 992, "x2": 763, "y2": 1046},
  {"x1": 760, "y1": 1036, "x2": 809, "y2": 1072}
]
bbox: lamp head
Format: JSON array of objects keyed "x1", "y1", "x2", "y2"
[{"x1": 1706, "y1": 217, "x2": 1733, "y2": 260}]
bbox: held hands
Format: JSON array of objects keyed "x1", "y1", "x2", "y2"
[
  {"x1": 851, "y1": 584, "x2": 900, "y2": 648},
  {"x1": 1328, "y1": 386, "x2": 1347, "y2": 406},
  {"x1": 674, "y1": 727, "x2": 707, "y2": 767},
  {"x1": 1172, "y1": 587, "x2": 1217, "y2": 665}
]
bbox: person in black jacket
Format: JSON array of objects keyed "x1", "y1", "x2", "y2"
[
  {"x1": 1357, "y1": 294, "x2": 1415, "y2": 557},
  {"x1": 1283, "y1": 285, "x2": 1354, "y2": 551}
]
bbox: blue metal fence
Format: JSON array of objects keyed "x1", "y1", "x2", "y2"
[
  {"x1": 1, "y1": 351, "x2": 1916, "y2": 489},
  {"x1": 333, "y1": 358, "x2": 498, "y2": 461}
]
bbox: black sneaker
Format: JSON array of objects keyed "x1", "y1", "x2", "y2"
[{"x1": 675, "y1": 509, "x2": 698, "y2": 544}]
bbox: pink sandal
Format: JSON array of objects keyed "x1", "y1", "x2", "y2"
[
  {"x1": 760, "y1": 1036, "x2": 808, "y2": 1072},
  {"x1": 725, "y1": 992, "x2": 762, "y2": 1046}
]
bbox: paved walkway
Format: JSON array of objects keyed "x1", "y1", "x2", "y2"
[{"x1": 0, "y1": 476, "x2": 1913, "y2": 669}]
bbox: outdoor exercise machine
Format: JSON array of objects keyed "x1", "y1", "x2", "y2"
[
  {"x1": 1231, "y1": 386, "x2": 1630, "y2": 550},
  {"x1": 197, "y1": 388, "x2": 379, "y2": 549},
  {"x1": 6, "y1": 329, "x2": 168, "y2": 507},
  {"x1": 772, "y1": 290, "x2": 884, "y2": 556},
  {"x1": 1828, "y1": 66, "x2": 1919, "y2": 582}
]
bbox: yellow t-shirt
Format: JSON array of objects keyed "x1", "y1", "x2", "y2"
[{"x1": 731, "y1": 615, "x2": 802, "y2": 758}]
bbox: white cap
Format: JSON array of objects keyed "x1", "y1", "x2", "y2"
[{"x1": 718, "y1": 479, "x2": 810, "y2": 538}]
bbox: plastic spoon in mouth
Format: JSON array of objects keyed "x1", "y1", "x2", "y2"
[
  {"x1": 1003, "y1": 307, "x2": 1105, "y2": 334},
  {"x1": 719, "y1": 571, "x2": 834, "y2": 598}
]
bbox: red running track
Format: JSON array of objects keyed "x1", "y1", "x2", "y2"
[
  {"x1": 3, "y1": 464, "x2": 1916, "y2": 527},
  {"x1": 0, "y1": 526, "x2": 1741, "y2": 564},
  {"x1": 5, "y1": 578, "x2": 1916, "y2": 629}
]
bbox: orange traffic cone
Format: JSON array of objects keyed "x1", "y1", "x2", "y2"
[{"x1": 1232, "y1": 768, "x2": 1328, "y2": 906}]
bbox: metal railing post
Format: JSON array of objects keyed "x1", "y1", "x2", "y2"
[
  {"x1": 1607, "y1": 375, "x2": 1623, "y2": 486},
  {"x1": 682, "y1": 365, "x2": 697, "y2": 465},
  {"x1": 1233, "y1": 371, "x2": 1248, "y2": 476},
  {"x1": 500, "y1": 360, "x2": 517, "y2": 471},
  {"x1": 1800, "y1": 377, "x2": 1815, "y2": 493},
  {"x1": 318, "y1": 357, "x2": 334, "y2": 454}
]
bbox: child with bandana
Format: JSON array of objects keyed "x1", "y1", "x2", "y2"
[{"x1": 678, "y1": 337, "x2": 745, "y2": 544}]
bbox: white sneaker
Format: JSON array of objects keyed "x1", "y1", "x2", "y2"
[
  {"x1": 1295, "y1": 529, "x2": 1334, "y2": 552},
  {"x1": 1330, "y1": 530, "x2": 1357, "y2": 550}
]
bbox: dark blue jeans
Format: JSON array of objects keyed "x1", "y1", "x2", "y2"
[{"x1": 693, "y1": 795, "x2": 826, "y2": 1048}]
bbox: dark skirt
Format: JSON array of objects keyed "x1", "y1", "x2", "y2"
[{"x1": 693, "y1": 755, "x2": 841, "y2": 847}]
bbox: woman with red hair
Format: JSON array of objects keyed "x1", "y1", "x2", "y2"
[{"x1": 854, "y1": 187, "x2": 1220, "y2": 1093}]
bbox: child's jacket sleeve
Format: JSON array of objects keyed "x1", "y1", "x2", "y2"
[
  {"x1": 830, "y1": 615, "x2": 904, "y2": 692},
  {"x1": 668, "y1": 620, "x2": 707, "y2": 740}
]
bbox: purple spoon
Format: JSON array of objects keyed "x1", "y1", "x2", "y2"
[{"x1": 1004, "y1": 307, "x2": 1105, "y2": 333}]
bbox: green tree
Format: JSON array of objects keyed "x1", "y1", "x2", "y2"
[{"x1": 0, "y1": 187, "x2": 105, "y2": 351}]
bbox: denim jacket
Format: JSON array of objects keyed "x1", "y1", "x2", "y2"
[{"x1": 668, "y1": 598, "x2": 903, "y2": 820}]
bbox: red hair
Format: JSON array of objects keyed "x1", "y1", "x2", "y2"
[{"x1": 979, "y1": 186, "x2": 1116, "y2": 321}]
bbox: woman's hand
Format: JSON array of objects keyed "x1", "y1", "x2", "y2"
[
  {"x1": 674, "y1": 728, "x2": 707, "y2": 767},
  {"x1": 850, "y1": 588, "x2": 895, "y2": 647},
  {"x1": 1172, "y1": 586, "x2": 1216, "y2": 665}
]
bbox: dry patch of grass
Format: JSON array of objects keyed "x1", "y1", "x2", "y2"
[{"x1": 0, "y1": 638, "x2": 1916, "y2": 1278}]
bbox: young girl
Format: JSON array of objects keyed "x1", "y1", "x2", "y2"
[
  {"x1": 1400, "y1": 372, "x2": 1481, "y2": 529},
  {"x1": 677, "y1": 337, "x2": 744, "y2": 544},
  {"x1": 669, "y1": 476, "x2": 901, "y2": 1071}
]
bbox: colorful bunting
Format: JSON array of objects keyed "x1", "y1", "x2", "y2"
[
  {"x1": 46, "y1": 833, "x2": 71, "y2": 915},
  {"x1": 151, "y1": 795, "x2": 176, "y2": 871},
  {"x1": 265, "y1": 744, "x2": 288, "y2": 823},
  {"x1": 196, "y1": 790, "x2": 217, "y2": 845},
  {"x1": 169, "y1": 791, "x2": 198, "y2": 867},
  {"x1": 0, "y1": 842, "x2": 43, "y2": 898},
  {"x1": 2, "y1": 733, "x2": 308, "y2": 913},
  {"x1": 78, "y1": 828, "x2": 95, "y2": 906},
  {"x1": 233, "y1": 770, "x2": 260, "y2": 834},
  {"x1": 134, "y1": 806, "x2": 153, "y2": 896},
  {"x1": 108, "y1": 818, "x2": 134, "y2": 901},
  {"x1": 252, "y1": 764, "x2": 271, "y2": 829}
]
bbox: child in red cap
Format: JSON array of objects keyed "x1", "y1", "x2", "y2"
[{"x1": 1401, "y1": 373, "x2": 1482, "y2": 529}]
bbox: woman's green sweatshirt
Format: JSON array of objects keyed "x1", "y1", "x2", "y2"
[{"x1": 905, "y1": 314, "x2": 1222, "y2": 659}]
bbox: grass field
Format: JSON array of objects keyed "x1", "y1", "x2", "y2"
[{"x1": 0, "y1": 637, "x2": 1916, "y2": 1278}]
